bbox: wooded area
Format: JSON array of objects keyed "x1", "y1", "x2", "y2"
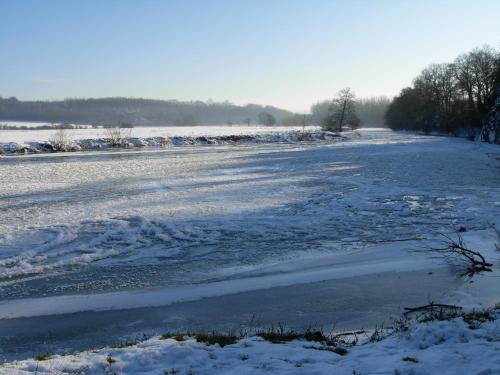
[{"x1": 386, "y1": 46, "x2": 500, "y2": 135}]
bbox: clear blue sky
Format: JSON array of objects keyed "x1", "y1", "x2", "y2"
[{"x1": 1, "y1": 0, "x2": 499, "y2": 112}]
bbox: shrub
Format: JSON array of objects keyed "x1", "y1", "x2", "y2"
[{"x1": 49, "y1": 129, "x2": 72, "y2": 151}]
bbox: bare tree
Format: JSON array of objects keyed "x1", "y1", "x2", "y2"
[
  {"x1": 453, "y1": 54, "x2": 476, "y2": 113},
  {"x1": 322, "y1": 88, "x2": 360, "y2": 132},
  {"x1": 414, "y1": 63, "x2": 461, "y2": 131},
  {"x1": 452, "y1": 46, "x2": 498, "y2": 119},
  {"x1": 469, "y1": 46, "x2": 498, "y2": 112}
]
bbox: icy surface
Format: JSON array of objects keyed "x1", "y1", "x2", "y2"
[
  {"x1": 0, "y1": 129, "x2": 499, "y2": 308},
  {"x1": 2, "y1": 311, "x2": 499, "y2": 375}
]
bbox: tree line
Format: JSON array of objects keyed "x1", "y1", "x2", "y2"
[
  {"x1": 386, "y1": 45, "x2": 500, "y2": 134},
  {"x1": 0, "y1": 94, "x2": 394, "y2": 130},
  {"x1": 0, "y1": 97, "x2": 293, "y2": 126}
]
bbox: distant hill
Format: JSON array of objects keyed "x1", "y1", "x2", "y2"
[{"x1": 0, "y1": 97, "x2": 294, "y2": 126}]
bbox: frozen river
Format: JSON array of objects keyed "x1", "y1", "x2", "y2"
[{"x1": 0, "y1": 129, "x2": 499, "y2": 358}]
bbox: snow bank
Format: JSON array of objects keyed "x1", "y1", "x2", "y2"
[
  {"x1": 0, "y1": 130, "x2": 342, "y2": 155},
  {"x1": 0, "y1": 124, "x2": 319, "y2": 143},
  {"x1": 2, "y1": 309, "x2": 499, "y2": 375}
]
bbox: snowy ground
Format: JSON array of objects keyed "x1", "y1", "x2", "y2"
[
  {"x1": 0, "y1": 123, "x2": 315, "y2": 144},
  {"x1": 0, "y1": 129, "x2": 499, "y2": 366},
  {"x1": 2, "y1": 309, "x2": 499, "y2": 375},
  {"x1": 0, "y1": 124, "x2": 332, "y2": 155}
]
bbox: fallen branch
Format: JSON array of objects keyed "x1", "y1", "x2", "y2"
[
  {"x1": 428, "y1": 232, "x2": 493, "y2": 277},
  {"x1": 403, "y1": 303, "x2": 462, "y2": 314},
  {"x1": 403, "y1": 302, "x2": 463, "y2": 322},
  {"x1": 331, "y1": 330, "x2": 366, "y2": 338},
  {"x1": 329, "y1": 329, "x2": 367, "y2": 346}
]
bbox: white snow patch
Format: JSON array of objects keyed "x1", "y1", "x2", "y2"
[{"x1": 1, "y1": 311, "x2": 499, "y2": 375}]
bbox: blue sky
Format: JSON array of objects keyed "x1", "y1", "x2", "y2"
[{"x1": 1, "y1": 0, "x2": 499, "y2": 112}]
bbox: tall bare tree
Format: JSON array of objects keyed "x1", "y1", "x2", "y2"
[
  {"x1": 322, "y1": 88, "x2": 360, "y2": 132},
  {"x1": 452, "y1": 46, "x2": 498, "y2": 120}
]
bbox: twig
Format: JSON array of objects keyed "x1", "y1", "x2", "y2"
[{"x1": 403, "y1": 303, "x2": 462, "y2": 314}]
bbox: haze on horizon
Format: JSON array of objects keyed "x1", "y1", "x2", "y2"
[{"x1": 1, "y1": 0, "x2": 500, "y2": 112}]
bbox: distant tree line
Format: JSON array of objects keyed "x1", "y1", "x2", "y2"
[
  {"x1": 0, "y1": 94, "x2": 394, "y2": 130},
  {"x1": 257, "y1": 111, "x2": 277, "y2": 126},
  {"x1": 0, "y1": 97, "x2": 293, "y2": 126},
  {"x1": 356, "y1": 97, "x2": 392, "y2": 127},
  {"x1": 386, "y1": 45, "x2": 500, "y2": 134}
]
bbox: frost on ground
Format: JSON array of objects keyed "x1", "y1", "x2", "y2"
[{"x1": 2, "y1": 308, "x2": 499, "y2": 375}]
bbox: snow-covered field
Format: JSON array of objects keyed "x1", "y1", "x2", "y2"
[
  {"x1": 0, "y1": 124, "x2": 332, "y2": 155},
  {"x1": 0, "y1": 123, "x2": 316, "y2": 143},
  {"x1": 2, "y1": 310, "x2": 499, "y2": 375},
  {"x1": 0, "y1": 128, "x2": 499, "y2": 370}
]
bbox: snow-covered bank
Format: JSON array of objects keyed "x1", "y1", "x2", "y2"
[
  {"x1": 0, "y1": 124, "x2": 324, "y2": 155},
  {"x1": 0, "y1": 130, "x2": 340, "y2": 155},
  {"x1": 2, "y1": 307, "x2": 499, "y2": 375}
]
